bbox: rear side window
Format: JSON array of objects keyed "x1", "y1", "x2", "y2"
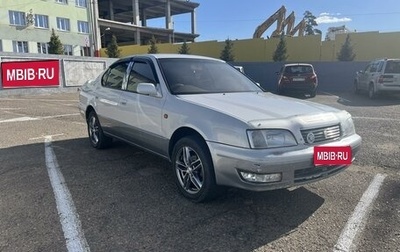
[
  {"x1": 384, "y1": 61, "x2": 400, "y2": 74},
  {"x1": 101, "y1": 61, "x2": 129, "y2": 89}
]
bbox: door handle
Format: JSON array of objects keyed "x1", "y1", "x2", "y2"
[{"x1": 120, "y1": 99, "x2": 127, "y2": 105}]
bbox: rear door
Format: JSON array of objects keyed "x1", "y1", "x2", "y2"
[{"x1": 94, "y1": 59, "x2": 130, "y2": 135}]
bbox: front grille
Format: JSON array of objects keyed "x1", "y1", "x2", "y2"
[{"x1": 301, "y1": 124, "x2": 341, "y2": 144}]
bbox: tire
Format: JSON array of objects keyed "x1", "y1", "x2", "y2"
[
  {"x1": 354, "y1": 80, "x2": 360, "y2": 94},
  {"x1": 171, "y1": 136, "x2": 219, "y2": 202},
  {"x1": 87, "y1": 111, "x2": 113, "y2": 149},
  {"x1": 309, "y1": 89, "x2": 316, "y2": 98},
  {"x1": 368, "y1": 83, "x2": 376, "y2": 99}
]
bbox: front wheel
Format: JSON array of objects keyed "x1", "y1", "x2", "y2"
[
  {"x1": 354, "y1": 80, "x2": 360, "y2": 94},
  {"x1": 368, "y1": 84, "x2": 376, "y2": 99},
  {"x1": 87, "y1": 111, "x2": 113, "y2": 149},
  {"x1": 171, "y1": 136, "x2": 219, "y2": 202}
]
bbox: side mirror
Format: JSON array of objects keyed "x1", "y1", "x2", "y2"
[{"x1": 137, "y1": 83, "x2": 159, "y2": 97}]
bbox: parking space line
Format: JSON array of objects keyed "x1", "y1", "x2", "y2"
[
  {"x1": 44, "y1": 136, "x2": 90, "y2": 252},
  {"x1": 0, "y1": 113, "x2": 79, "y2": 124},
  {"x1": 333, "y1": 173, "x2": 387, "y2": 252}
]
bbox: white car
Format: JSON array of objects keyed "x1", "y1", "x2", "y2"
[
  {"x1": 79, "y1": 54, "x2": 361, "y2": 202},
  {"x1": 354, "y1": 58, "x2": 400, "y2": 99}
]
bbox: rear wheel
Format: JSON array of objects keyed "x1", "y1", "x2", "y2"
[
  {"x1": 171, "y1": 136, "x2": 219, "y2": 202},
  {"x1": 309, "y1": 89, "x2": 316, "y2": 98},
  {"x1": 368, "y1": 83, "x2": 376, "y2": 99},
  {"x1": 87, "y1": 111, "x2": 113, "y2": 149}
]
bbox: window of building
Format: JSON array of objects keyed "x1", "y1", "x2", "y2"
[
  {"x1": 75, "y1": 0, "x2": 86, "y2": 7},
  {"x1": 56, "y1": 0, "x2": 68, "y2": 4},
  {"x1": 57, "y1": 17, "x2": 70, "y2": 31},
  {"x1": 37, "y1": 42, "x2": 48, "y2": 54},
  {"x1": 9, "y1": 10, "x2": 26, "y2": 26},
  {"x1": 78, "y1": 21, "x2": 89, "y2": 33},
  {"x1": 35, "y1": 14, "x2": 49, "y2": 29},
  {"x1": 12, "y1": 41, "x2": 29, "y2": 53},
  {"x1": 64, "y1": 45, "x2": 73, "y2": 55},
  {"x1": 80, "y1": 46, "x2": 91, "y2": 56}
]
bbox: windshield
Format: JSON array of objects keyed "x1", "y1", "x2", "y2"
[{"x1": 159, "y1": 58, "x2": 262, "y2": 94}]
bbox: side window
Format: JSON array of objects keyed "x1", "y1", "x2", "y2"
[
  {"x1": 377, "y1": 61, "x2": 384, "y2": 72},
  {"x1": 370, "y1": 62, "x2": 378, "y2": 73},
  {"x1": 126, "y1": 61, "x2": 157, "y2": 92},
  {"x1": 101, "y1": 61, "x2": 129, "y2": 90}
]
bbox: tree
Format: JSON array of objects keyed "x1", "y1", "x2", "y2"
[
  {"x1": 304, "y1": 11, "x2": 322, "y2": 35},
  {"x1": 273, "y1": 35, "x2": 288, "y2": 62},
  {"x1": 178, "y1": 41, "x2": 190, "y2": 54},
  {"x1": 105, "y1": 34, "x2": 121, "y2": 58},
  {"x1": 48, "y1": 28, "x2": 64, "y2": 55},
  {"x1": 148, "y1": 35, "x2": 159, "y2": 54},
  {"x1": 220, "y1": 39, "x2": 234, "y2": 62},
  {"x1": 337, "y1": 34, "x2": 356, "y2": 61}
]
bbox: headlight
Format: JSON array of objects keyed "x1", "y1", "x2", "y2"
[
  {"x1": 341, "y1": 117, "x2": 356, "y2": 137},
  {"x1": 247, "y1": 129, "x2": 297, "y2": 149}
]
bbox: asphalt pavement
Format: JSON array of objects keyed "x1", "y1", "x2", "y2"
[{"x1": 0, "y1": 91, "x2": 399, "y2": 252}]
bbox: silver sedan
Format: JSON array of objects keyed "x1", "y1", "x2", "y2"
[{"x1": 79, "y1": 54, "x2": 361, "y2": 202}]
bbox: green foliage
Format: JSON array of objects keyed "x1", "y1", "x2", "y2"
[
  {"x1": 273, "y1": 35, "x2": 288, "y2": 62},
  {"x1": 105, "y1": 34, "x2": 121, "y2": 58},
  {"x1": 148, "y1": 35, "x2": 159, "y2": 54},
  {"x1": 304, "y1": 11, "x2": 322, "y2": 35},
  {"x1": 220, "y1": 39, "x2": 235, "y2": 62},
  {"x1": 337, "y1": 34, "x2": 356, "y2": 61},
  {"x1": 48, "y1": 28, "x2": 64, "y2": 55},
  {"x1": 178, "y1": 41, "x2": 190, "y2": 54}
]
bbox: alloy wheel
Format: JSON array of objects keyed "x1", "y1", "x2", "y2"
[{"x1": 175, "y1": 146, "x2": 204, "y2": 194}]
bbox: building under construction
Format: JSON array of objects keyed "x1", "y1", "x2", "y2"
[{"x1": 0, "y1": 0, "x2": 199, "y2": 56}]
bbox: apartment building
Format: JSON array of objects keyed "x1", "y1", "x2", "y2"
[
  {"x1": 0, "y1": 0, "x2": 199, "y2": 57},
  {"x1": 1, "y1": 0, "x2": 91, "y2": 56}
]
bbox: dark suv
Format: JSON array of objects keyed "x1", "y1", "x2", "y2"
[
  {"x1": 354, "y1": 58, "x2": 400, "y2": 99},
  {"x1": 277, "y1": 63, "x2": 318, "y2": 97}
]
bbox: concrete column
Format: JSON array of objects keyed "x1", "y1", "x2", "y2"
[
  {"x1": 134, "y1": 29, "x2": 141, "y2": 45},
  {"x1": 92, "y1": 0, "x2": 101, "y2": 56},
  {"x1": 165, "y1": 0, "x2": 172, "y2": 29},
  {"x1": 109, "y1": 0, "x2": 114, "y2": 20},
  {"x1": 141, "y1": 9, "x2": 147, "y2": 26},
  {"x1": 191, "y1": 9, "x2": 197, "y2": 34},
  {"x1": 132, "y1": 0, "x2": 140, "y2": 25}
]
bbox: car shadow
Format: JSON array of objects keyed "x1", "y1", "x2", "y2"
[
  {"x1": 0, "y1": 138, "x2": 326, "y2": 252},
  {"x1": 329, "y1": 92, "x2": 400, "y2": 107}
]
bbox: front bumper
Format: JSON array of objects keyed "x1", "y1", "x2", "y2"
[{"x1": 207, "y1": 134, "x2": 361, "y2": 191}]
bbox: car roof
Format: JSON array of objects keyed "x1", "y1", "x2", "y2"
[
  {"x1": 119, "y1": 53, "x2": 225, "y2": 62},
  {"x1": 283, "y1": 63, "x2": 314, "y2": 67}
]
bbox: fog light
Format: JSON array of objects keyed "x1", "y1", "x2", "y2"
[{"x1": 239, "y1": 171, "x2": 282, "y2": 183}]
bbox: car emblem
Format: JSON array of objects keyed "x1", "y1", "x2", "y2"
[{"x1": 307, "y1": 132, "x2": 315, "y2": 144}]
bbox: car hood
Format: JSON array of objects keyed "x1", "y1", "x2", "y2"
[{"x1": 178, "y1": 92, "x2": 341, "y2": 126}]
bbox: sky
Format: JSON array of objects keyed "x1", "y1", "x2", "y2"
[{"x1": 149, "y1": 0, "x2": 400, "y2": 41}]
